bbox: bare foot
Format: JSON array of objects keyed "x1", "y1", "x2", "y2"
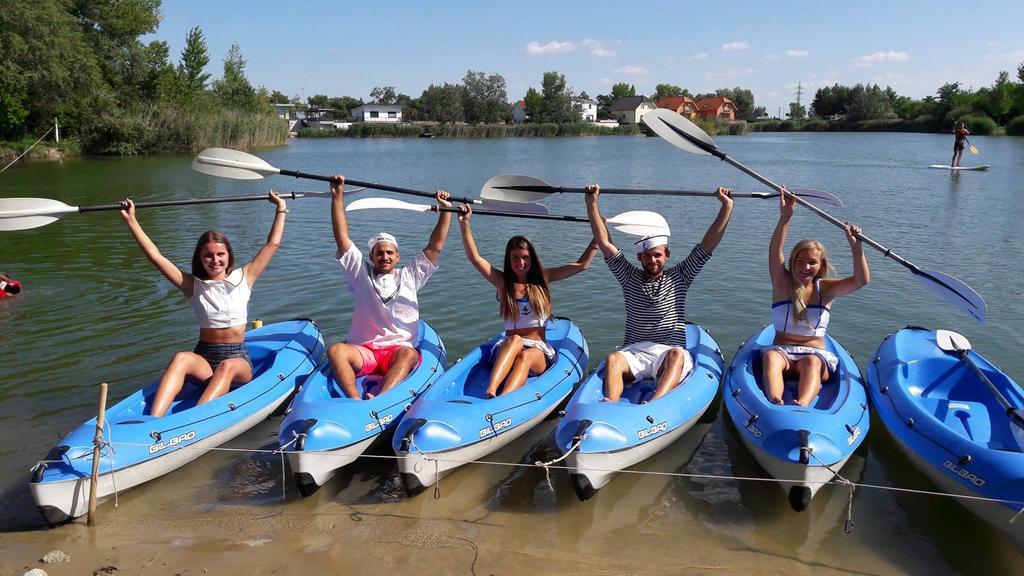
[{"x1": 768, "y1": 397, "x2": 784, "y2": 406}]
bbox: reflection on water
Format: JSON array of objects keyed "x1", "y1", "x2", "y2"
[{"x1": 2, "y1": 133, "x2": 1023, "y2": 572}]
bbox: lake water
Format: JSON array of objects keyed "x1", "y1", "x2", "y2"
[{"x1": 1, "y1": 132, "x2": 1023, "y2": 573}]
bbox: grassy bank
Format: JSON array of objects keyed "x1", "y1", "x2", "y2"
[{"x1": 298, "y1": 122, "x2": 643, "y2": 138}]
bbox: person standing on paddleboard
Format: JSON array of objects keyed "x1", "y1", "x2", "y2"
[
  {"x1": 327, "y1": 175, "x2": 453, "y2": 400},
  {"x1": 585, "y1": 184, "x2": 733, "y2": 403},
  {"x1": 456, "y1": 204, "x2": 598, "y2": 398},
  {"x1": 762, "y1": 190, "x2": 869, "y2": 407},
  {"x1": 951, "y1": 121, "x2": 970, "y2": 167},
  {"x1": 120, "y1": 191, "x2": 288, "y2": 418}
]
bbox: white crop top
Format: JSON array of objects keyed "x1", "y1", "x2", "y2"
[
  {"x1": 189, "y1": 268, "x2": 251, "y2": 329},
  {"x1": 771, "y1": 280, "x2": 830, "y2": 337},
  {"x1": 502, "y1": 295, "x2": 548, "y2": 331}
]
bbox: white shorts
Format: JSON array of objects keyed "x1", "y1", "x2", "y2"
[
  {"x1": 763, "y1": 344, "x2": 838, "y2": 374},
  {"x1": 490, "y1": 337, "x2": 556, "y2": 363},
  {"x1": 614, "y1": 341, "x2": 693, "y2": 382}
]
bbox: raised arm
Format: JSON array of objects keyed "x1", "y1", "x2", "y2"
[
  {"x1": 545, "y1": 239, "x2": 599, "y2": 282},
  {"x1": 457, "y1": 205, "x2": 502, "y2": 287},
  {"x1": 822, "y1": 223, "x2": 870, "y2": 301},
  {"x1": 120, "y1": 199, "x2": 190, "y2": 294},
  {"x1": 584, "y1": 184, "x2": 618, "y2": 258},
  {"x1": 242, "y1": 192, "x2": 288, "y2": 285},
  {"x1": 330, "y1": 175, "x2": 352, "y2": 254},
  {"x1": 698, "y1": 186, "x2": 734, "y2": 254},
  {"x1": 768, "y1": 189, "x2": 794, "y2": 291},
  {"x1": 421, "y1": 190, "x2": 452, "y2": 265}
]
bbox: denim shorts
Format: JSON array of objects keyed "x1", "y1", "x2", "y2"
[{"x1": 194, "y1": 341, "x2": 252, "y2": 373}]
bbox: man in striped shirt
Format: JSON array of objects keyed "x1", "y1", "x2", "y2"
[{"x1": 585, "y1": 184, "x2": 733, "y2": 402}]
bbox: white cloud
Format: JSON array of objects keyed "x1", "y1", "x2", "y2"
[
  {"x1": 692, "y1": 52, "x2": 708, "y2": 61},
  {"x1": 599, "y1": 77, "x2": 612, "y2": 85},
  {"x1": 722, "y1": 41, "x2": 749, "y2": 51},
  {"x1": 987, "y1": 49, "x2": 1024, "y2": 62},
  {"x1": 785, "y1": 50, "x2": 809, "y2": 58},
  {"x1": 581, "y1": 39, "x2": 616, "y2": 58},
  {"x1": 525, "y1": 41, "x2": 577, "y2": 55},
  {"x1": 854, "y1": 51, "x2": 909, "y2": 66},
  {"x1": 615, "y1": 65, "x2": 649, "y2": 77},
  {"x1": 704, "y1": 67, "x2": 756, "y2": 82}
]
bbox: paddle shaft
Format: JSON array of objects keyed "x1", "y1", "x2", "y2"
[
  {"x1": 429, "y1": 205, "x2": 592, "y2": 223},
  {"x1": 276, "y1": 168, "x2": 481, "y2": 205},
  {"x1": 75, "y1": 191, "x2": 324, "y2": 213},
  {"x1": 495, "y1": 184, "x2": 776, "y2": 199},
  {"x1": 957, "y1": 349, "x2": 1024, "y2": 423}
]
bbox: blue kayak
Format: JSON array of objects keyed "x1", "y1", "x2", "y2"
[
  {"x1": 723, "y1": 325, "x2": 869, "y2": 511},
  {"x1": 278, "y1": 321, "x2": 447, "y2": 496},
  {"x1": 29, "y1": 319, "x2": 324, "y2": 524},
  {"x1": 554, "y1": 323, "x2": 724, "y2": 500},
  {"x1": 393, "y1": 317, "x2": 588, "y2": 495},
  {"x1": 867, "y1": 326, "x2": 1024, "y2": 551}
]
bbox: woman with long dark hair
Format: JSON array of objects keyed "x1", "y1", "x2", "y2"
[{"x1": 458, "y1": 205, "x2": 597, "y2": 397}]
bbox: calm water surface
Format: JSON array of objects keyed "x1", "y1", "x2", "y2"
[{"x1": 1, "y1": 133, "x2": 1023, "y2": 573}]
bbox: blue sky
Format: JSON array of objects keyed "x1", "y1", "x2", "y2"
[{"x1": 148, "y1": 0, "x2": 1024, "y2": 115}]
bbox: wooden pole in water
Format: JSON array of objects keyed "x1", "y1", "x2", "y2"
[{"x1": 86, "y1": 382, "x2": 108, "y2": 526}]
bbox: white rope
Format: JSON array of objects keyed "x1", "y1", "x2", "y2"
[
  {"x1": 1, "y1": 126, "x2": 54, "y2": 173},
  {"x1": 808, "y1": 450, "x2": 857, "y2": 533},
  {"x1": 91, "y1": 438, "x2": 1024, "y2": 517},
  {"x1": 534, "y1": 434, "x2": 584, "y2": 491}
]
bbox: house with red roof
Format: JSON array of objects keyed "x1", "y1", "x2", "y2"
[
  {"x1": 695, "y1": 96, "x2": 737, "y2": 121},
  {"x1": 656, "y1": 96, "x2": 698, "y2": 120},
  {"x1": 512, "y1": 100, "x2": 529, "y2": 124}
]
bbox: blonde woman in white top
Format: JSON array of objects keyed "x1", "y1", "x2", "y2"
[{"x1": 120, "y1": 192, "x2": 288, "y2": 417}]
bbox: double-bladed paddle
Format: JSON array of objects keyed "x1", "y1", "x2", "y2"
[
  {"x1": 0, "y1": 189, "x2": 369, "y2": 232},
  {"x1": 480, "y1": 174, "x2": 844, "y2": 208},
  {"x1": 642, "y1": 108, "x2": 988, "y2": 323},
  {"x1": 192, "y1": 147, "x2": 488, "y2": 206},
  {"x1": 346, "y1": 197, "x2": 670, "y2": 237},
  {"x1": 936, "y1": 329, "x2": 1024, "y2": 446}
]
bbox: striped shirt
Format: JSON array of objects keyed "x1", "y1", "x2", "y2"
[{"x1": 606, "y1": 245, "x2": 712, "y2": 347}]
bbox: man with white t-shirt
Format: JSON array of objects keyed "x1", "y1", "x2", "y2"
[
  {"x1": 328, "y1": 175, "x2": 452, "y2": 400},
  {"x1": 585, "y1": 183, "x2": 733, "y2": 403}
]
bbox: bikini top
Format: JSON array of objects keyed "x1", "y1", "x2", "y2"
[
  {"x1": 189, "y1": 268, "x2": 251, "y2": 329},
  {"x1": 499, "y1": 294, "x2": 548, "y2": 331},
  {"x1": 771, "y1": 279, "x2": 830, "y2": 337}
]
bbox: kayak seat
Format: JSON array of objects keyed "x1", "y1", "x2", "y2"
[
  {"x1": 930, "y1": 400, "x2": 993, "y2": 444},
  {"x1": 750, "y1": 349, "x2": 837, "y2": 410}
]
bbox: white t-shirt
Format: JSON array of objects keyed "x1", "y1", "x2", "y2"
[
  {"x1": 336, "y1": 245, "x2": 437, "y2": 348},
  {"x1": 188, "y1": 268, "x2": 251, "y2": 329}
]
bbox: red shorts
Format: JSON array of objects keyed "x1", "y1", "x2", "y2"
[{"x1": 355, "y1": 344, "x2": 408, "y2": 376}]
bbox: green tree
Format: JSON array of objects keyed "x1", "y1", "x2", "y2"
[
  {"x1": 787, "y1": 102, "x2": 806, "y2": 120},
  {"x1": 269, "y1": 90, "x2": 291, "y2": 104},
  {"x1": 179, "y1": 26, "x2": 211, "y2": 94},
  {"x1": 420, "y1": 83, "x2": 465, "y2": 123},
  {"x1": 523, "y1": 87, "x2": 545, "y2": 123},
  {"x1": 370, "y1": 85, "x2": 397, "y2": 104},
  {"x1": 463, "y1": 70, "x2": 508, "y2": 124},
  {"x1": 212, "y1": 43, "x2": 258, "y2": 111},
  {"x1": 327, "y1": 96, "x2": 363, "y2": 119},
  {"x1": 653, "y1": 83, "x2": 683, "y2": 101},
  {"x1": 541, "y1": 71, "x2": 575, "y2": 123},
  {"x1": 715, "y1": 87, "x2": 755, "y2": 120},
  {"x1": 610, "y1": 82, "x2": 636, "y2": 101}
]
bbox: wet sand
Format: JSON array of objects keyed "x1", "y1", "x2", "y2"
[{"x1": 6, "y1": 416, "x2": 1020, "y2": 576}]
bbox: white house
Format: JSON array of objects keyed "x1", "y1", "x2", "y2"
[
  {"x1": 512, "y1": 100, "x2": 528, "y2": 124},
  {"x1": 609, "y1": 96, "x2": 657, "y2": 125},
  {"x1": 573, "y1": 97, "x2": 599, "y2": 122},
  {"x1": 349, "y1": 103, "x2": 404, "y2": 123}
]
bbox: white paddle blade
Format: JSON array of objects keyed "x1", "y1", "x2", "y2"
[
  {"x1": 480, "y1": 174, "x2": 553, "y2": 203},
  {"x1": 915, "y1": 268, "x2": 988, "y2": 323},
  {"x1": 478, "y1": 198, "x2": 550, "y2": 215},
  {"x1": 935, "y1": 329, "x2": 971, "y2": 352},
  {"x1": 0, "y1": 198, "x2": 79, "y2": 231},
  {"x1": 192, "y1": 148, "x2": 280, "y2": 180},
  {"x1": 607, "y1": 210, "x2": 670, "y2": 237},
  {"x1": 789, "y1": 188, "x2": 844, "y2": 209},
  {"x1": 643, "y1": 109, "x2": 715, "y2": 156},
  {"x1": 345, "y1": 197, "x2": 432, "y2": 213}
]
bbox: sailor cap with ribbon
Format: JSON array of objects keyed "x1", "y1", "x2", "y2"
[{"x1": 634, "y1": 234, "x2": 669, "y2": 253}]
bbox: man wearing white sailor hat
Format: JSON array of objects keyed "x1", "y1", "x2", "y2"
[{"x1": 585, "y1": 183, "x2": 733, "y2": 403}]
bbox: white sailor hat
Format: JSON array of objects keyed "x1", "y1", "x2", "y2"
[{"x1": 634, "y1": 234, "x2": 669, "y2": 253}]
